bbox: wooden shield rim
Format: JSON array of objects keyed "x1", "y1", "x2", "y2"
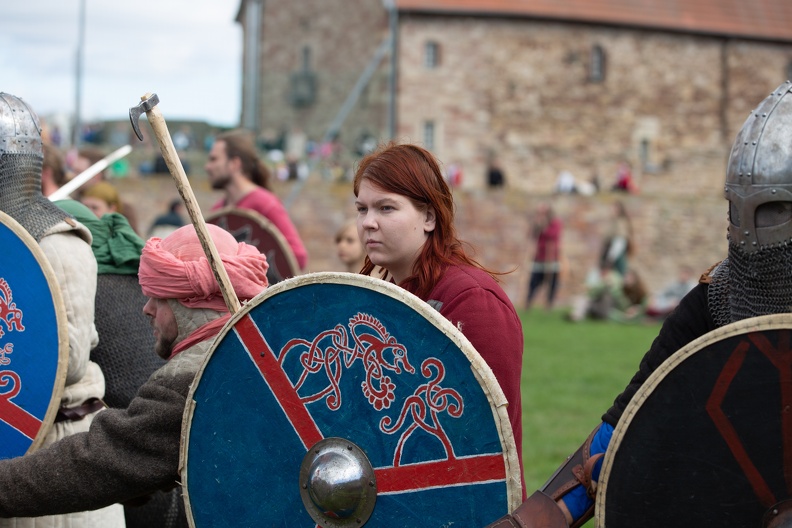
[
  {"x1": 596, "y1": 312, "x2": 792, "y2": 526},
  {"x1": 204, "y1": 207, "x2": 302, "y2": 276},
  {"x1": 0, "y1": 211, "x2": 69, "y2": 454},
  {"x1": 179, "y1": 271, "x2": 523, "y2": 525}
]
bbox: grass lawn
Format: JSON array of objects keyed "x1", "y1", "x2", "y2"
[{"x1": 518, "y1": 308, "x2": 662, "y2": 495}]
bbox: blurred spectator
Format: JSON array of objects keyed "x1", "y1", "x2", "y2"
[
  {"x1": 70, "y1": 146, "x2": 106, "y2": 188},
  {"x1": 206, "y1": 129, "x2": 308, "y2": 270},
  {"x1": 613, "y1": 268, "x2": 649, "y2": 322},
  {"x1": 355, "y1": 131, "x2": 378, "y2": 157},
  {"x1": 50, "y1": 125, "x2": 63, "y2": 147},
  {"x1": 526, "y1": 203, "x2": 562, "y2": 311},
  {"x1": 446, "y1": 163, "x2": 463, "y2": 188},
  {"x1": 172, "y1": 125, "x2": 195, "y2": 151},
  {"x1": 41, "y1": 144, "x2": 68, "y2": 197},
  {"x1": 487, "y1": 159, "x2": 506, "y2": 188},
  {"x1": 153, "y1": 153, "x2": 190, "y2": 176},
  {"x1": 568, "y1": 264, "x2": 625, "y2": 322},
  {"x1": 335, "y1": 220, "x2": 366, "y2": 273},
  {"x1": 70, "y1": 147, "x2": 140, "y2": 233},
  {"x1": 645, "y1": 264, "x2": 698, "y2": 320},
  {"x1": 285, "y1": 126, "x2": 308, "y2": 180},
  {"x1": 81, "y1": 181, "x2": 124, "y2": 219},
  {"x1": 599, "y1": 200, "x2": 633, "y2": 277},
  {"x1": 148, "y1": 198, "x2": 187, "y2": 239},
  {"x1": 612, "y1": 161, "x2": 637, "y2": 193},
  {"x1": 555, "y1": 170, "x2": 577, "y2": 194}
]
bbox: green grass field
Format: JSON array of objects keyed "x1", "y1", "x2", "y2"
[{"x1": 518, "y1": 308, "x2": 662, "y2": 493}]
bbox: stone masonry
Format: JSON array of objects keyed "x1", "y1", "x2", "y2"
[{"x1": 116, "y1": 147, "x2": 727, "y2": 312}]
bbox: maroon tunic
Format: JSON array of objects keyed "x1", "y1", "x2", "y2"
[{"x1": 406, "y1": 264, "x2": 526, "y2": 493}]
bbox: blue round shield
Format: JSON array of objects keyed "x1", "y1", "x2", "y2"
[
  {"x1": 0, "y1": 212, "x2": 67, "y2": 458},
  {"x1": 182, "y1": 272, "x2": 522, "y2": 527}
]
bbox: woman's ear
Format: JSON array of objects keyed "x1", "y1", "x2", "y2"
[{"x1": 424, "y1": 206, "x2": 437, "y2": 233}]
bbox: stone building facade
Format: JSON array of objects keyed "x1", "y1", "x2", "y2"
[{"x1": 235, "y1": 0, "x2": 792, "y2": 194}]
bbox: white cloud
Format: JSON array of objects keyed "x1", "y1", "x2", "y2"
[{"x1": 1, "y1": 0, "x2": 242, "y2": 126}]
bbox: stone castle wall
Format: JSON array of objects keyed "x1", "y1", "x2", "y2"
[{"x1": 119, "y1": 157, "x2": 728, "y2": 311}]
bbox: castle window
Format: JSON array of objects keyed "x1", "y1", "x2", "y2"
[
  {"x1": 425, "y1": 41, "x2": 440, "y2": 69},
  {"x1": 423, "y1": 121, "x2": 435, "y2": 150},
  {"x1": 589, "y1": 44, "x2": 606, "y2": 82}
]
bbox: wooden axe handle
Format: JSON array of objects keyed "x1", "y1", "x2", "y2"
[{"x1": 140, "y1": 93, "x2": 242, "y2": 314}]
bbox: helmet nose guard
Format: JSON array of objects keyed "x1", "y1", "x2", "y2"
[{"x1": 726, "y1": 81, "x2": 792, "y2": 252}]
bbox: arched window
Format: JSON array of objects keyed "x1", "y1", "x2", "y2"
[
  {"x1": 425, "y1": 41, "x2": 440, "y2": 69},
  {"x1": 590, "y1": 44, "x2": 606, "y2": 83}
]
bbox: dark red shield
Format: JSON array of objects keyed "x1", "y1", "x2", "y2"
[
  {"x1": 597, "y1": 314, "x2": 792, "y2": 527},
  {"x1": 205, "y1": 207, "x2": 301, "y2": 283}
]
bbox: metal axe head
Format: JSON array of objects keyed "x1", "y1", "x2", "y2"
[{"x1": 128, "y1": 93, "x2": 160, "y2": 141}]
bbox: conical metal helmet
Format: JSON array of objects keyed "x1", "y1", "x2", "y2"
[
  {"x1": 726, "y1": 81, "x2": 792, "y2": 252},
  {"x1": 0, "y1": 92, "x2": 67, "y2": 241},
  {"x1": 0, "y1": 93, "x2": 42, "y2": 159}
]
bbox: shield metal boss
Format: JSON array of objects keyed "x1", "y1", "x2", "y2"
[
  {"x1": 0, "y1": 211, "x2": 67, "y2": 458},
  {"x1": 205, "y1": 207, "x2": 301, "y2": 283},
  {"x1": 181, "y1": 272, "x2": 522, "y2": 527},
  {"x1": 597, "y1": 313, "x2": 792, "y2": 527}
]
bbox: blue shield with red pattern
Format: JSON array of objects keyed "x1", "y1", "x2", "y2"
[
  {"x1": 182, "y1": 272, "x2": 522, "y2": 527},
  {"x1": 0, "y1": 212, "x2": 67, "y2": 458}
]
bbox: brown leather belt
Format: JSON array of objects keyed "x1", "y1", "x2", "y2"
[{"x1": 54, "y1": 398, "x2": 106, "y2": 423}]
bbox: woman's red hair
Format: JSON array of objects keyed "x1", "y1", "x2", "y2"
[{"x1": 353, "y1": 142, "x2": 496, "y2": 299}]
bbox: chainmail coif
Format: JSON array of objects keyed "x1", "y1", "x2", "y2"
[
  {"x1": 708, "y1": 242, "x2": 792, "y2": 327},
  {"x1": 0, "y1": 153, "x2": 69, "y2": 241}
]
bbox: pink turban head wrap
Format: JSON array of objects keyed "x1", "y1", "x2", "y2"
[{"x1": 139, "y1": 223, "x2": 269, "y2": 311}]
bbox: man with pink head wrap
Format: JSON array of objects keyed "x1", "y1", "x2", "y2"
[
  {"x1": 0, "y1": 224, "x2": 269, "y2": 519},
  {"x1": 139, "y1": 223, "x2": 269, "y2": 359}
]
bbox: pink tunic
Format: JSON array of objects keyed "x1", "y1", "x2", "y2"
[{"x1": 212, "y1": 187, "x2": 308, "y2": 270}]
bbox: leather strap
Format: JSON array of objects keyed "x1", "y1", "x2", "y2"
[
  {"x1": 485, "y1": 490, "x2": 568, "y2": 528},
  {"x1": 54, "y1": 397, "x2": 106, "y2": 423},
  {"x1": 542, "y1": 425, "x2": 601, "y2": 501}
]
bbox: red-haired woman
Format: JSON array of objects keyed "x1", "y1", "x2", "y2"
[{"x1": 353, "y1": 142, "x2": 525, "y2": 488}]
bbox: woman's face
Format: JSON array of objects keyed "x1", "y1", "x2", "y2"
[
  {"x1": 81, "y1": 196, "x2": 115, "y2": 218},
  {"x1": 355, "y1": 179, "x2": 435, "y2": 283}
]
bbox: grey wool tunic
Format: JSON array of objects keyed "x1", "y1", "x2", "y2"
[{"x1": 0, "y1": 339, "x2": 212, "y2": 518}]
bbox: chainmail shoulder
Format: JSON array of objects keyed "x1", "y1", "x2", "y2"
[{"x1": 707, "y1": 259, "x2": 730, "y2": 328}]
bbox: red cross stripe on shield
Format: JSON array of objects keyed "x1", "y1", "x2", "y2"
[{"x1": 0, "y1": 373, "x2": 41, "y2": 440}]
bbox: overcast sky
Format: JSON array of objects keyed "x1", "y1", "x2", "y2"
[{"x1": 2, "y1": 1, "x2": 242, "y2": 127}]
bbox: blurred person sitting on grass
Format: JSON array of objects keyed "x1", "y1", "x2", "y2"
[{"x1": 644, "y1": 264, "x2": 698, "y2": 321}]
